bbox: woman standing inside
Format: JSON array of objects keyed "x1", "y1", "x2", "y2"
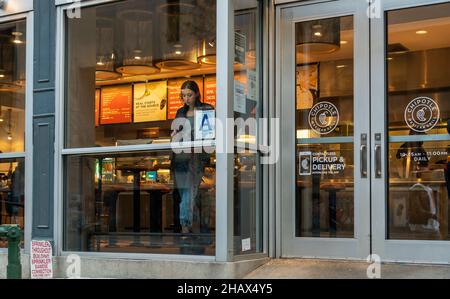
[{"x1": 171, "y1": 81, "x2": 213, "y2": 235}]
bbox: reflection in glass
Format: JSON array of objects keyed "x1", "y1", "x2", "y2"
[
  {"x1": 234, "y1": 151, "x2": 262, "y2": 254},
  {"x1": 295, "y1": 16, "x2": 354, "y2": 238},
  {"x1": 296, "y1": 144, "x2": 354, "y2": 238},
  {"x1": 0, "y1": 20, "x2": 26, "y2": 153},
  {"x1": 0, "y1": 158, "x2": 25, "y2": 248},
  {"x1": 296, "y1": 16, "x2": 354, "y2": 138},
  {"x1": 233, "y1": 0, "x2": 263, "y2": 256},
  {"x1": 65, "y1": 0, "x2": 217, "y2": 149},
  {"x1": 387, "y1": 3, "x2": 450, "y2": 241},
  {"x1": 389, "y1": 141, "x2": 448, "y2": 240},
  {"x1": 64, "y1": 150, "x2": 216, "y2": 255}
]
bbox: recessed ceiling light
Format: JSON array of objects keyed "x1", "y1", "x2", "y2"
[
  {"x1": 387, "y1": 57, "x2": 393, "y2": 61},
  {"x1": 416, "y1": 30, "x2": 428, "y2": 35},
  {"x1": 336, "y1": 65, "x2": 347, "y2": 69},
  {"x1": 340, "y1": 40, "x2": 348, "y2": 45}
]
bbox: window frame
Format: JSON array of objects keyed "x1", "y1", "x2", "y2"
[
  {"x1": 55, "y1": 0, "x2": 236, "y2": 261},
  {"x1": 0, "y1": 11, "x2": 34, "y2": 255}
]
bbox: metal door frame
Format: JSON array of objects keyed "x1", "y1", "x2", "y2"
[
  {"x1": 276, "y1": 0, "x2": 371, "y2": 259},
  {"x1": 371, "y1": 0, "x2": 450, "y2": 264}
]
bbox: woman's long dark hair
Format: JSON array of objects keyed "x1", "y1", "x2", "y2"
[{"x1": 178, "y1": 81, "x2": 202, "y2": 116}]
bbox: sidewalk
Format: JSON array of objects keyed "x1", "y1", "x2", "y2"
[{"x1": 244, "y1": 259, "x2": 450, "y2": 279}]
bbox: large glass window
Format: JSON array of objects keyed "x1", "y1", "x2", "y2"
[
  {"x1": 0, "y1": 19, "x2": 26, "y2": 248},
  {"x1": 65, "y1": 0, "x2": 217, "y2": 148},
  {"x1": 64, "y1": 150, "x2": 215, "y2": 255},
  {"x1": 64, "y1": 0, "x2": 217, "y2": 256},
  {"x1": 387, "y1": 3, "x2": 450, "y2": 240}
]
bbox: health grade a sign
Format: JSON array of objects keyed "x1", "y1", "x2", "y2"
[
  {"x1": 195, "y1": 110, "x2": 215, "y2": 140},
  {"x1": 299, "y1": 151, "x2": 346, "y2": 176},
  {"x1": 31, "y1": 240, "x2": 53, "y2": 279}
]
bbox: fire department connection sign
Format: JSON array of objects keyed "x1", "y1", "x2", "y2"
[{"x1": 31, "y1": 240, "x2": 53, "y2": 279}]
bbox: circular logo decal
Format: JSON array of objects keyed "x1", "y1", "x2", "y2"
[
  {"x1": 308, "y1": 101, "x2": 340, "y2": 135},
  {"x1": 404, "y1": 97, "x2": 440, "y2": 133}
]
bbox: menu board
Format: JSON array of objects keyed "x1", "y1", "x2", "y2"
[
  {"x1": 134, "y1": 81, "x2": 168, "y2": 123},
  {"x1": 95, "y1": 89, "x2": 100, "y2": 127},
  {"x1": 204, "y1": 76, "x2": 216, "y2": 108},
  {"x1": 168, "y1": 77, "x2": 204, "y2": 119},
  {"x1": 100, "y1": 85, "x2": 132, "y2": 125}
]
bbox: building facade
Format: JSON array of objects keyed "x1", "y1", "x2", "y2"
[{"x1": 0, "y1": 0, "x2": 448, "y2": 278}]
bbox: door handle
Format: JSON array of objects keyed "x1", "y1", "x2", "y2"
[
  {"x1": 360, "y1": 134, "x2": 367, "y2": 178},
  {"x1": 374, "y1": 133, "x2": 382, "y2": 179}
]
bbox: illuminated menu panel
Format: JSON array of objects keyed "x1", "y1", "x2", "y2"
[
  {"x1": 204, "y1": 76, "x2": 216, "y2": 108},
  {"x1": 95, "y1": 89, "x2": 100, "y2": 127},
  {"x1": 100, "y1": 85, "x2": 132, "y2": 125},
  {"x1": 134, "y1": 81, "x2": 168, "y2": 123},
  {"x1": 167, "y1": 77, "x2": 204, "y2": 119}
]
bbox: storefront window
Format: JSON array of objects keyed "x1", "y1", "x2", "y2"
[
  {"x1": 65, "y1": 0, "x2": 216, "y2": 148},
  {"x1": 0, "y1": 20, "x2": 26, "y2": 153},
  {"x1": 233, "y1": 0, "x2": 263, "y2": 255},
  {"x1": 64, "y1": 150, "x2": 215, "y2": 255},
  {"x1": 0, "y1": 19, "x2": 27, "y2": 248},
  {"x1": 295, "y1": 16, "x2": 354, "y2": 238},
  {"x1": 0, "y1": 158, "x2": 24, "y2": 247},
  {"x1": 64, "y1": 0, "x2": 217, "y2": 256},
  {"x1": 387, "y1": 3, "x2": 450, "y2": 240}
]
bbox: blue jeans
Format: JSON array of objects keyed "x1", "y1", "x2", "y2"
[{"x1": 174, "y1": 159, "x2": 204, "y2": 228}]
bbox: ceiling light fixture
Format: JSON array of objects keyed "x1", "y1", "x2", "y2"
[
  {"x1": 198, "y1": 38, "x2": 216, "y2": 65},
  {"x1": 296, "y1": 18, "x2": 341, "y2": 54},
  {"x1": 416, "y1": 30, "x2": 428, "y2": 35},
  {"x1": 116, "y1": 13, "x2": 160, "y2": 76}
]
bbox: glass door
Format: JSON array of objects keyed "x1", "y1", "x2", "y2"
[
  {"x1": 277, "y1": 0, "x2": 371, "y2": 258},
  {"x1": 372, "y1": 0, "x2": 450, "y2": 263}
]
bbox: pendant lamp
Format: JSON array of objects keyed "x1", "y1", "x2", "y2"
[
  {"x1": 154, "y1": 0, "x2": 201, "y2": 71},
  {"x1": 95, "y1": 17, "x2": 121, "y2": 81},
  {"x1": 296, "y1": 18, "x2": 340, "y2": 54},
  {"x1": 116, "y1": 10, "x2": 160, "y2": 76}
]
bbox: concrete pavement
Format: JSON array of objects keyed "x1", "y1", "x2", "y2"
[{"x1": 244, "y1": 259, "x2": 450, "y2": 279}]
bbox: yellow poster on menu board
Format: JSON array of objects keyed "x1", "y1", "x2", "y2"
[{"x1": 134, "y1": 81, "x2": 168, "y2": 123}]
